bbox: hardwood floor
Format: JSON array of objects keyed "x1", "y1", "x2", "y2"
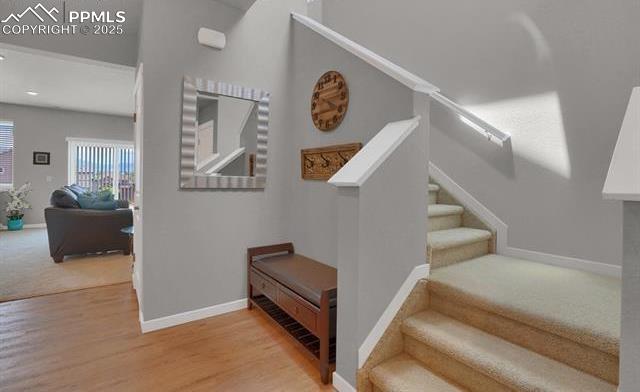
[{"x1": 0, "y1": 283, "x2": 334, "y2": 391}]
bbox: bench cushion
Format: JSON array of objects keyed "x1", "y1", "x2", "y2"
[{"x1": 253, "y1": 254, "x2": 337, "y2": 308}]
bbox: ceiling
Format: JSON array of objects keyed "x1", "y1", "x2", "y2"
[{"x1": 0, "y1": 44, "x2": 135, "y2": 117}]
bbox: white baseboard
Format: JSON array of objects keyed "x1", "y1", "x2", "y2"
[
  {"x1": 504, "y1": 246, "x2": 622, "y2": 278},
  {"x1": 138, "y1": 309, "x2": 145, "y2": 332},
  {"x1": 332, "y1": 371, "x2": 356, "y2": 392},
  {"x1": 140, "y1": 298, "x2": 247, "y2": 333},
  {"x1": 429, "y1": 162, "x2": 508, "y2": 252},
  {"x1": 0, "y1": 223, "x2": 46, "y2": 230},
  {"x1": 358, "y1": 263, "x2": 430, "y2": 367}
]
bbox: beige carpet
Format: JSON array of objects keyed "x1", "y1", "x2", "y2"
[
  {"x1": 0, "y1": 228, "x2": 132, "y2": 302},
  {"x1": 362, "y1": 182, "x2": 620, "y2": 391}
]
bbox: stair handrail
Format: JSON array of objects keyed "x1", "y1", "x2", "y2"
[
  {"x1": 291, "y1": 12, "x2": 511, "y2": 146},
  {"x1": 328, "y1": 117, "x2": 420, "y2": 187}
]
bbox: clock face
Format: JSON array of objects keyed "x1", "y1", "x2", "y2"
[{"x1": 311, "y1": 71, "x2": 349, "y2": 131}]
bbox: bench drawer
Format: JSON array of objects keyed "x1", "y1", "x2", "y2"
[
  {"x1": 250, "y1": 269, "x2": 278, "y2": 301},
  {"x1": 277, "y1": 287, "x2": 317, "y2": 333}
]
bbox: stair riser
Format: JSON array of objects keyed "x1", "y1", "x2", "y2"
[
  {"x1": 404, "y1": 336, "x2": 510, "y2": 392},
  {"x1": 429, "y1": 214, "x2": 462, "y2": 232},
  {"x1": 428, "y1": 240, "x2": 489, "y2": 269},
  {"x1": 430, "y1": 294, "x2": 619, "y2": 384},
  {"x1": 428, "y1": 191, "x2": 437, "y2": 205}
]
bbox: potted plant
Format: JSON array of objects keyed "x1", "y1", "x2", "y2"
[{"x1": 3, "y1": 183, "x2": 32, "y2": 231}]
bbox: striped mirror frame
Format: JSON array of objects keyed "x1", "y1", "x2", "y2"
[{"x1": 180, "y1": 76, "x2": 270, "y2": 189}]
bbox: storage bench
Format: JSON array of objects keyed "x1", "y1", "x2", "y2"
[{"x1": 247, "y1": 243, "x2": 337, "y2": 384}]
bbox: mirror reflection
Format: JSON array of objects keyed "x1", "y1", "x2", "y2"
[{"x1": 195, "y1": 92, "x2": 258, "y2": 177}]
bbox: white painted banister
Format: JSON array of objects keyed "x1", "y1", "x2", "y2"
[
  {"x1": 328, "y1": 117, "x2": 420, "y2": 187},
  {"x1": 206, "y1": 147, "x2": 246, "y2": 174},
  {"x1": 291, "y1": 12, "x2": 510, "y2": 147},
  {"x1": 431, "y1": 92, "x2": 511, "y2": 146},
  {"x1": 603, "y1": 87, "x2": 640, "y2": 201}
]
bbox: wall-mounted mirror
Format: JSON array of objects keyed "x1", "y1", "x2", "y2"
[{"x1": 180, "y1": 76, "x2": 270, "y2": 189}]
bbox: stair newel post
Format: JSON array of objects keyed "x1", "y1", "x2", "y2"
[{"x1": 621, "y1": 201, "x2": 640, "y2": 390}]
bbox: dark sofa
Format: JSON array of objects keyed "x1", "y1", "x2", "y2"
[{"x1": 44, "y1": 186, "x2": 133, "y2": 263}]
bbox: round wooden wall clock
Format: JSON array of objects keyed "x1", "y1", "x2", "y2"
[{"x1": 311, "y1": 71, "x2": 349, "y2": 131}]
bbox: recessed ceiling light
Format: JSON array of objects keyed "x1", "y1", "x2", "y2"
[
  {"x1": 0, "y1": 54, "x2": 5, "y2": 61},
  {"x1": 26, "y1": 91, "x2": 39, "y2": 96}
]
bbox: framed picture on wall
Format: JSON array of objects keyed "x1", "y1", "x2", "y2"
[{"x1": 33, "y1": 152, "x2": 51, "y2": 165}]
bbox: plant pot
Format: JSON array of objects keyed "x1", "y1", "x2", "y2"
[{"x1": 7, "y1": 218, "x2": 24, "y2": 231}]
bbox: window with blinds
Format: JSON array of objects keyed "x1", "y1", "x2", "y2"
[
  {"x1": 67, "y1": 138, "x2": 135, "y2": 202},
  {"x1": 0, "y1": 121, "x2": 14, "y2": 189}
]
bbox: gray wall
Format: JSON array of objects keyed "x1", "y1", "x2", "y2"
[
  {"x1": 287, "y1": 22, "x2": 414, "y2": 267},
  {"x1": 0, "y1": 0, "x2": 142, "y2": 66},
  {"x1": 138, "y1": 0, "x2": 304, "y2": 320},
  {"x1": 0, "y1": 103, "x2": 132, "y2": 224},
  {"x1": 323, "y1": 0, "x2": 640, "y2": 266},
  {"x1": 138, "y1": 0, "x2": 418, "y2": 324}
]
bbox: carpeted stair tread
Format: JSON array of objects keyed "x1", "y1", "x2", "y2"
[
  {"x1": 402, "y1": 311, "x2": 617, "y2": 392},
  {"x1": 429, "y1": 183, "x2": 440, "y2": 192},
  {"x1": 428, "y1": 228, "x2": 491, "y2": 250},
  {"x1": 428, "y1": 204, "x2": 464, "y2": 217},
  {"x1": 429, "y1": 254, "x2": 620, "y2": 355},
  {"x1": 369, "y1": 354, "x2": 464, "y2": 392}
]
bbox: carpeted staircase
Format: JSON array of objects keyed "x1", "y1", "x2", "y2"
[{"x1": 361, "y1": 182, "x2": 621, "y2": 392}]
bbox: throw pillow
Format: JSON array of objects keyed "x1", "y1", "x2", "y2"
[
  {"x1": 96, "y1": 189, "x2": 115, "y2": 202},
  {"x1": 77, "y1": 193, "x2": 117, "y2": 210},
  {"x1": 64, "y1": 184, "x2": 88, "y2": 196},
  {"x1": 50, "y1": 188, "x2": 81, "y2": 208}
]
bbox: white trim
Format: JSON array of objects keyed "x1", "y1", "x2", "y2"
[
  {"x1": 132, "y1": 270, "x2": 142, "y2": 313},
  {"x1": 431, "y1": 92, "x2": 511, "y2": 146},
  {"x1": 206, "y1": 147, "x2": 246, "y2": 174},
  {"x1": 196, "y1": 153, "x2": 221, "y2": 171},
  {"x1": 138, "y1": 309, "x2": 145, "y2": 332},
  {"x1": 503, "y1": 247, "x2": 622, "y2": 278},
  {"x1": 134, "y1": 63, "x2": 143, "y2": 97},
  {"x1": 603, "y1": 87, "x2": 640, "y2": 201},
  {"x1": 24, "y1": 223, "x2": 46, "y2": 229},
  {"x1": 66, "y1": 137, "x2": 134, "y2": 148},
  {"x1": 332, "y1": 371, "x2": 357, "y2": 392},
  {"x1": 0, "y1": 42, "x2": 135, "y2": 72},
  {"x1": 291, "y1": 13, "x2": 438, "y2": 95},
  {"x1": 429, "y1": 161, "x2": 508, "y2": 253},
  {"x1": 358, "y1": 263, "x2": 430, "y2": 367},
  {"x1": 0, "y1": 223, "x2": 46, "y2": 230},
  {"x1": 329, "y1": 117, "x2": 420, "y2": 187},
  {"x1": 139, "y1": 298, "x2": 247, "y2": 333}
]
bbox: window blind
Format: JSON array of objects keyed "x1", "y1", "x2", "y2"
[
  {"x1": 0, "y1": 122, "x2": 14, "y2": 188},
  {"x1": 67, "y1": 138, "x2": 135, "y2": 202}
]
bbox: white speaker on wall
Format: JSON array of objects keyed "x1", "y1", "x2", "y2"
[{"x1": 198, "y1": 27, "x2": 226, "y2": 50}]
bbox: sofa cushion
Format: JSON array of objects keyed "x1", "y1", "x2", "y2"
[
  {"x1": 253, "y1": 254, "x2": 337, "y2": 307},
  {"x1": 77, "y1": 193, "x2": 118, "y2": 210},
  {"x1": 64, "y1": 184, "x2": 88, "y2": 196},
  {"x1": 50, "y1": 188, "x2": 81, "y2": 209}
]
